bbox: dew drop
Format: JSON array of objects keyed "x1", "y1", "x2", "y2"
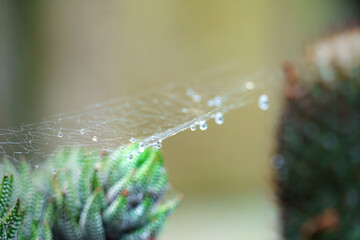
[
  {"x1": 258, "y1": 94, "x2": 270, "y2": 111},
  {"x1": 208, "y1": 96, "x2": 222, "y2": 107},
  {"x1": 182, "y1": 107, "x2": 188, "y2": 113},
  {"x1": 57, "y1": 131, "x2": 63, "y2": 138},
  {"x1": 245, "y1": 81, "x2": 255, "y2": 90},
  {"x1": 207, "y1": 99, "x2": 214, "y2": 107},
  {"x1": 151, "y1": 136, "x2": 156, "y2": 141},
  {"x1": 214, "y1": 96, "x2": 222, "y2": 107},
  {"x1": 199, "y1": 121, "x2": 208, "y2": 131},
  {"x1": 153, "y1": 140, "x2": 162, "y2": 149},
  {"x1": 215, "y1": 112, "x2": 224, "y2": 125},
  {"x1": 92, "y1": 136, "x2": 98, "y2": 142},
  {"x1": 35, "y1": 165, "x2": 39, "y2": 169},
  {"x1": 192, "y1": 94, "x2": 201, "y2": 103},
  {"x1": 80, "y1": 128, "x2": 85, "y2": 134},
  {"x1": 130, "y1": 137, "x2": 136, "y2": 143},
  {"x1": 139, "y1": 142, "x2": 145, "y2": 152},
  {"x1": 52, "y1": 169, "x2": 57, "y2": 175},
  {"x1": 190, "y1": 124, "x2": 196, "y2": 131},
  {"x1": 127, "y1": 154, "x2": 133, "y2": 160}
]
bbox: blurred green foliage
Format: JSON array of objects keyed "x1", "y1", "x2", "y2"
[
  {"x1": 0, "y1": 144, "x2": 180, "y2": 240},
  {"x1": 277, "y1": 59, "x2": 360, "y2": 238}
]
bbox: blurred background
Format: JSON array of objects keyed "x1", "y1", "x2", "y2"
[{"x1": 0, "y1": 1, "x2": 358, "y2": 239}]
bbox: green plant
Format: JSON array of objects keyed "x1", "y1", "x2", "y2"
[
  {"x1": 0, "y1": 144, "x2": 180, "y2": 240},
  {"x1": 276, "y1": 27, "x2": 360, "y2": 240},
  {"x1": 0, "y1": 174, "x2": 23, "y2": 239}
]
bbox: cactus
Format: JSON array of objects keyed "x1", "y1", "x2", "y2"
[
  {"x1": 276, "y1": 26, "x2": 360, "y2": 240},
  {"x1": 0, "y1": 144, "x2": 180, "y2": 240}
]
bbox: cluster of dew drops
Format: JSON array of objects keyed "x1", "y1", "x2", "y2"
[
  {"x1": 52, "y1": 82, "x2": 270, "y2": 174},
  {"x1": 186, "y1": 81, "x2": 270, "y2": 132}
]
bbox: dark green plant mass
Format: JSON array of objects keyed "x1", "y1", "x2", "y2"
[
  {"x1": 0, "y1": 144, "x2": 180, "y2": 240},
  {"x1": 276, "y1": 28, "x2": 360, "y2": 240}
]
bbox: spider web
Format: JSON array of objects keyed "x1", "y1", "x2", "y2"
[{"x1": 0, "y1": 62, "x2": 282, "y2": 167}]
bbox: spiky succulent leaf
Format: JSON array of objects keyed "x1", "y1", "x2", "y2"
[
  {"x1": 0, "y1": 198, "x2": 23, "y2": 240},
  {"x1": 122, "y1": 196, "x2": 181, "y2": 240},
  {"x1": 0, "y1": 143, "x2": 179, "y2": 239},
  {"x1": 58, "y1": 193, "x2": 82, "y2": 240},
  {"x1": 103, "y1": 194, "x2": 127, "y2": 223},
  {"x1": 0, "y1": 174, "x2": 13, "y2": 219},
  {"x1": 41, "y1": 221, "x2": 53, "y2": 240},
  {"x1": 79, "y1": 190, "x2": 105, "y2": 240}
]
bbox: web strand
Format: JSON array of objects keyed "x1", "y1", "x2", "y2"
[{"x1": 0, "y1": 62, "x2": 282, "y2": 166}]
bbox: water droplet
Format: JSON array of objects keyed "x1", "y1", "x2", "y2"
[
  {"x1": 130, "y1": 137, "x2": 136, "y2": 143},
  {"x1": 139, "y1": 142, "x2": 145, "y2": 152},
  {"x1": 207, "y1": 99, "x2": 214, "y2": 107},
  {"x1": 258, "y1": 94, "x2": 269, "y2": 110},
  {"x1": 208, "y1": 96, "x2": 223, "y2": 107},
  {"x1": 199, "y1": 121, "x2": 207, "y2": 131},
  {"x1": 182, "y1": 107, "x2": 188, "y2": 113},
  {"x1": 213, "y1": 96, "x2": 222, "y2": 107},
  {"x1": 190, "y1": 124, "x2": 196, "y2": 131},
  {"x1": 127, "y1": 154, "x2": 133, "y2": 160},
  {"x1": 153, "y1": 140, "x2": 162, "y2": 149},
  {"x1": 192, "y1": 94, "x2": 201, "y2": 103},
  {"x1": 57, "y1": 131, "x2": 63, "y2": 138},
  {"x1": 80, "y1": 128, "x2": 85, "y2": 134},
  {"x1": 92, "y1": 136, "x2": 98, "y2": 142},
  {"x1": 215, "y1": 112, "x2": 224, "y2": 125},
  {"x1": 151, "y1": 136, "x2": 156, "y2": 141},
  {"x1": 120, "y1": 146, "x2": 125, "y2": 151},
  {"x1": 52, "y1": 169, "x2": 57, "y2": 175},
  {"x1": 35, "y1": 165, "x2": 39, "y2": 169},
  {"x1": 245, "y1": 81, "x2": 255, "y2": 90}
]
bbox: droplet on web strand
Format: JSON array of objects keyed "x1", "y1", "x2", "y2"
[
  {"x1": 57, "y1": 131, "x2": 63, "y2": 138},
  {"x1": 139, "y1": 142, "x2": 145, "y2": 152},
  {"x1": 153, "y1": 140, "x2": 162, "y2": 149},
  {"x1": 215, "y1": 112, "x2": 224, "y2": 125},
  {"x1": 199, "y1": 120, "x2": 207, "y2": 131},
  {"x1": 258, "y1": 94, "x2": 270, "y2": 111},
  {"x1": 192, "y1": 94, "x2": 201, "y2": 103}
]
